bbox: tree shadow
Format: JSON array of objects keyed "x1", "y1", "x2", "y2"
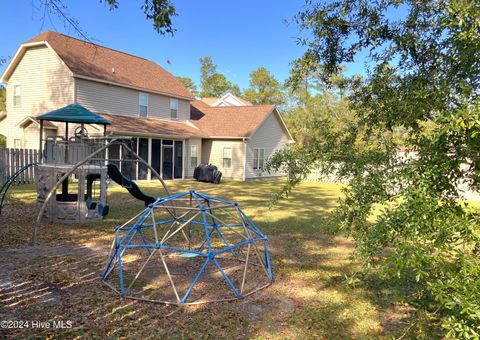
[{"x1": 0, "y1": 179, "x2": 417, "y2": 338}]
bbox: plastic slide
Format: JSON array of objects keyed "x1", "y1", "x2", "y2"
[{"x1": 107, "y1": 164, "x2": 156, "y2": 206}]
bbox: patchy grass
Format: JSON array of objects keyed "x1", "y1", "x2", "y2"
[{"x1": 0, "y1": 179, "x2": 414, "y2": 339}]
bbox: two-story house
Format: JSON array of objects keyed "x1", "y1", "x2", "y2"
[{"x1": 0, "y1": 31, "x2": 293, "y2": 181}]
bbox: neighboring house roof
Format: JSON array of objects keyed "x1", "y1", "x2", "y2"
[
  {"x1": 1, "y1": 31, "x2": 194, "y2": 100},
  {"x1": 200, "y1": 97, "x2": 220, "y2": 106},
  {"x1": 190, "y1": 100, "x2": 291, "y2": 139},
  {"x1": 0, "y1": 111, "x2": 6, "y2": 123},
  {"x1": 37, "y1": 104, "x2": 111, "y2": 125},
  {"x1": 100, "y1": 113, "x2": 203, "y2": 138},
  {"x1": 200, "y1": 92, "x2": 252, "y2": 107}
]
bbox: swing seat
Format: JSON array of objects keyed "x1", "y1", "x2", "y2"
[
  {"x1": 178, "y1": 253, "x2": 200, "y2": 258},
  {"x1": 86, "y1": 198, "x2": 97, "y2": 210},
  {"x1": 98, "y1": 203, "x2": 109, "y2": 217}
]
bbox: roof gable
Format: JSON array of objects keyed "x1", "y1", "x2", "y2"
[
  {"x1": 200, "y1": 92, "x2": 252, "y2": 107},
  {"x1": 3, "y1": 31, "x2": 194, "y2": 100},
  {"x1": 249, "y1": 108, "x2": 294, "y2": 142},
  {"x1": 190, "y1": 101, "x2": 276, "y2": 138}
]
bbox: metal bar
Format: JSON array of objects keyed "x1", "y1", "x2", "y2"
[
  {"x1": 136, "y1": 228, "x2": 152, "y2": 256},
  {"x1": 264, "y1": 240, "x2": 273, "y2": 282},
  {"x1": 107, "y1": 281, "x2": 273, "y2": 306},
  {"x1": 180, "y1": 257, "x2": 210, "y2": 304},
  {"x1": 240, "y1": 243, "x2": 251, "y2": 294},
  {"x1": 122, "y1": 243, "x2": 206, "y2": 256},
  {"x1": 158, "y1": 249, "x2": 180, "y2": 302},
  {"x1": 39, "y1": 120, "x2": 43, "y2": 163},
  {"x1": 102, "y1": 239, "x2": 117, "y2": 279},
  {"x1": 204, "y1": 210, "x2": 248, "y2": 241},
  {"x1": 151, "y1": 207, "x2": 159, "y2": 243},
  {"x1": 212, "y1": 257, "x2": 241, "y2": 298},
  {"x1": 205, "y1": 199, "x2": 236, "y2": 256},
  {"x1": 153, "y1": 205, "x2": 201, "y2": 211},
  {"x1": 160, "y1": 210, "x2": 192, "y2": 243},
  {"x1": 126, "y1": 249, "x2": 157, "y2": 292},
  {"x1": 162, "y1": 212, "x2": 201, "y2": 244},
  {"x1": 196, "y1": 222, "x2": 217, "y2": 253},
  {"x1": 238, "y1": 208, "x2": 265, "y2": 238},
  {"x1": 235, "y1": 210, "x2": 270, "y2": 279},
  {"x1": 194, "y1": 192, "x2": 235, "y2": 206},
  {"x1": 117, "y1": 245, "x2": 125, "y2": 296},
  {"x1": 213, "y1": 237, "x2": 266, "y2": 256}
]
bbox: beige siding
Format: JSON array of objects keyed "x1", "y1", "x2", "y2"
[
  {"x1": 0, "y1": 45, "x2": 74, "y2": 148},
  {"x1": 202, "y1": 139, "x2": 245, "y2": 180},
  {"x1": 245, "y1": 111, "x2": 290, "y2": 179},
  {"x1": 184, "y1": 138, "x2": 202, "y2": 178},
  {"x1": 75, "y1": 78, "x2": 190, "y2": 121},
  {"x1": 22, "y1": 125, "x2": 57, "y2": 149}
]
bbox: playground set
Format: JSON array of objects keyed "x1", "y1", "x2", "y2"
[{"x1": 0, "y1": 103, "x2": 273, "y2": 304}]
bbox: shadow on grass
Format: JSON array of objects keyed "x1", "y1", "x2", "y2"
[{"x1": 0, "y1": 179, "x2": 416, "y2": 339}]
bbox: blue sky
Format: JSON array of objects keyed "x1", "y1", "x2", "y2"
[{"x1": 0, "y1": 0, "x2": 365, "y2": 89}]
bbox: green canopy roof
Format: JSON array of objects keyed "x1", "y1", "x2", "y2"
[{"x1": 37, "y1": 104, "x2": 111, "y2": 125}]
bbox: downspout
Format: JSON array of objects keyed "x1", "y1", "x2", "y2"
[{"x1": 243, "y1": 137, "x2": 247, "y2": 181}]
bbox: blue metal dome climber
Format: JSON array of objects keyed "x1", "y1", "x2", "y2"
[{"x1": 101, "y1": 190, "x2": 273, "y2": 305}]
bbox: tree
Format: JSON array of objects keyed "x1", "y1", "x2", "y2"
[
  {"x1": 0, "y1": 85, "x2": 6, "y2": 111},
  {"x1": 269, "y1": 1, "x2": 480, "y2": 337},
  {"x1": 243, "y1": 67, "x2": 284, "y2": 105},
  {"x1": 176, "y1": 76, "x2": 198, "y2": 97},
  {"x1": 198, "y1": 56, "x2": 240, "y2": 98},
  {"x1": 39, "y1": 0, "x2": 177, "y2": 37}
]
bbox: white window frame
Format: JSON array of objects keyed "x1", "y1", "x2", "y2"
[
  {"x1": 190, "y1": 144, "x2": 198, "y2": 168},
  {"x1": 139, "y1": 92, "x2": 149, "y2": 117},
  {"x1": 13, "y1": 84, "x2": 21, "y2": 107},
  {"x1": 223, "y1": 147, "x2": 232, "y2": 169},
  {"x1": 170, "y1": 98, "x2": 178, "y2": 120},
  {"x1": 14, "y1": 138, "x2": 22, "y2": 149},
  {"x1": 253, "y1": 148, "x2": 265, "y2": 170}
]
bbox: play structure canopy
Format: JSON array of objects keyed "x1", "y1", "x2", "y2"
[{"x1": 37, "y1": 103, "x2": 111, "y2": 125}]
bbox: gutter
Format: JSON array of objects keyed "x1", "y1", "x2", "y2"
[{"x1": 111, "y1": 130, "x2": 194, "y2": 139}]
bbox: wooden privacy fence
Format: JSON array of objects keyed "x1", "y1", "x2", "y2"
[{"x1": 0, "y1": 148, "x2": 39, "y2": 186}]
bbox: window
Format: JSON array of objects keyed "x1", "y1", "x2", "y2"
[
  {"x1": 223, "y1": 147, "x2": 232, "y2": 168},
  {"x1": 14, "y1": 139, "x2": 22, "y2": 148},
  {"x1": 253, "y1": 148, "x2": 265, "y2": 170},
  {"x1": 139, "y1": 92, "x2": 148, "y2": 117},
  {"x1": 190, "y1": 145, "x2": 198, "y2": 167},
  {"x1": 170, "y1": 99, "x2": 178, "y2": 119},
  {"x1": 13, "y1": 85, "x2": 21, "y2": 107}
]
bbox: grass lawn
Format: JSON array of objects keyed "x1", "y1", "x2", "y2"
[{"x1": 0, "y1": 179, "x2": 413, "y2": 339}]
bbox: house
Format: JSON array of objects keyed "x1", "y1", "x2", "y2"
[{"x1": 0, "y1": 31, "x2": 293, "y2": 181}]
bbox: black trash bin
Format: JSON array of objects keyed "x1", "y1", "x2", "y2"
[{"x1": 193, "y1": 164, "x2": 222, "y2": 184}]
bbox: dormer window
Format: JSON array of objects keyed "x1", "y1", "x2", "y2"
[
  {"x1": 139, "y1": 92, "x2": 148, "y2": 117},
  {"x1": 170, "y1": 99, "x2": 178, "y2": 120}
]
